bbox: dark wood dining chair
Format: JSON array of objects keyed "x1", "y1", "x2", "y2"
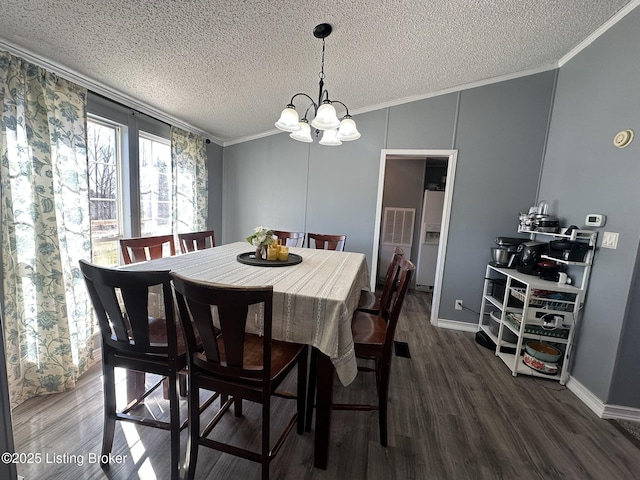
[
  {"x1": 171, "y1": 274, "x2": 308, "y2": 480},
  {"x1": 306, "y1": 233, "x2": 346, "y2": 251},
  {"x1": 306, "y1": 256, "x2": 415, "y2": 447},
  {"x1": 79, "y1": 260, "x2": 210, "y2": 480},
  {"x1": 357, "y1": 246, "x2": 405, "y2": 314},
  {"x1": 178, "y1": 230, "x2": 216, "y2": 253},
  {"x1": 119, "y1": 234, "x2": 177, "y2": 264},
  {"x1": 272, "y1": 230, "x2": 305, "y2": 247}
]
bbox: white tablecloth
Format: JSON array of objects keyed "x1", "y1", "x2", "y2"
[{"x1": 124, "y1": 242, "x2": 370, "y2": 386}]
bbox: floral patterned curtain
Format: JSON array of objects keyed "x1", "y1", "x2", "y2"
[
  {"x1": 0, "y1": 51, "x2": 95, "y2": 408},
  {"x1": 170, "y1": 127, "x2": 208, "y2": 233}
]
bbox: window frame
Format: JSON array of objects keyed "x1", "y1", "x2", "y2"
[
  {"x1": 86, "y1": 92, "x2": 172, "y2": 264},
  {"x1": 87, "y1": 114, "x2": 126, "y2": 244}
]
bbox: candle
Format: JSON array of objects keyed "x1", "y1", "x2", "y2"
[
  {"x1": 278, "y1": 246, "x2": 289, "y2": 261},
  {"x1": 267, "y1": 245, "x2": 278, "y2": 261}
]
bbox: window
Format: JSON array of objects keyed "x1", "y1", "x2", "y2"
[
  {"x1": 139, "y1": 132, "x2": 172, "y2": 236},
  {"x1": 86, "y1": 94, "x2": 176, "y2": 265},
  {"x1": 87, "y1": 117, "x2": 123, "y2": 266}
]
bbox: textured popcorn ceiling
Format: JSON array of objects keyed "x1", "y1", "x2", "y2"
[{"x1": 0, "y1": 0, "x2": 634, "y2": 144}]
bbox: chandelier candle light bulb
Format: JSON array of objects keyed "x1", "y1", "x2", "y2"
[{"x1": 275, "y1": 23, "x2": 360, "y2": 145}]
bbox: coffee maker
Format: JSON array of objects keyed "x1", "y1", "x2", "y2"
[{"x1": 516, "y1": 241, "x2": 548, "y2": 275}]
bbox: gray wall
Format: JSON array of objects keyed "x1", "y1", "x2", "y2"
[
  {"x1": 442, "y1": 73, "x2": 556, "y2": 321},
  {"x1": 222, "y1": 71, "x2": 556, "y2": 325},
  {"x1": 539, "y1": 7, "x2": 640, "y2": 404}
]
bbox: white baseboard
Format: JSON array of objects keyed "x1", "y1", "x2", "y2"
[
  {"x1": 436, "y1": 320, "x2": 640, "y2": 422},
  {"x1": 434, "y1": 318, "x2": 480, "y2": 333},
  {"x1": 566, "y1": 377, "x2": 606, "y2": 417},
  {"x1": 567, "y1": 377, "x2": 640, "y2": 421},
  {"x1": 602, "y1": 404, "x2": 640, "y2": 421}
]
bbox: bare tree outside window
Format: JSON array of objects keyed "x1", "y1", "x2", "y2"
[
  {"x1": 139, "y1": 133, "x2": 171, "y2": 236},
  {"x1": 87, "y1": 119, "x2": 120, "y2": 265}
]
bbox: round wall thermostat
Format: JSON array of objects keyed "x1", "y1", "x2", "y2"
[{"x1": 613, "y1": 129, "x2": 634, "y2": 148}]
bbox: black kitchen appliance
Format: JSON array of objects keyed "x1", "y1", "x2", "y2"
[
  {"x1": 491, "y1": 237, "x2": 527, "y2": 268},
  {"x1": 538, "y1": 260, "x2": 562, "y2": 281},
  {"x1": 548, "y1": 240, "x2": 591, "y2": 262},
  {"x1": 516, "y1": 241, "x2": 548, "y2": 275}
]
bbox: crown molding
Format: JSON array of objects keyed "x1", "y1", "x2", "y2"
[
  {"x1": 559, "y1": 0, "x2": 640, "y2": 67},
  {"x1": 0, "y1": 38, "x2": 223, "y2": 146}
]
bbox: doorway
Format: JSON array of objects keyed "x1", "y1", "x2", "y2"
[{"x1": 371, "y1": 149, "x2": 458, "y2": 326}]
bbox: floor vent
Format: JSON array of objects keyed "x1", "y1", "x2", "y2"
[{"x1": 394, "y1": 341, "x2": 411, "y2": 358}]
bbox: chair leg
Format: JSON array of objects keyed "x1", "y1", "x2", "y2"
[
  {"x1": 162, "y1": 377, "x2": 170, "y2": 399},
  {"x1": 101, "y1": 364, "x2": 116, "y2": 462},
  {"x1": 378, "y1": 362, "x2": 391, "y2": 447},
  {"x1": 168, "y1": 372, "x2": 181, "y2": 480},
  {"x1": 305, "y1": 348, "x2": 317, "y2": 432},
  {"x1": 234, "y1": 398, "x2": 243, "y2": 417},
  {"x1": 297, "y1": 346, "x2": 308, "y2": 434},
  {"x1": 184, "y1": 379, "x2": 200, "y2": 480},
  {"x1": 179, "y1": 372, "x2": 188, "y2": 397},
  {"x1": 262, "y1": 396, "x2": 270, "y2": 480}
]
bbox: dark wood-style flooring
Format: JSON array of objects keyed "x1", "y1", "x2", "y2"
[{"x1": 11, "y1": 291, "x2": 640, "y2": 479}]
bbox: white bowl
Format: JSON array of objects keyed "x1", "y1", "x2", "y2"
[{"x1": 524, "y1": 351, "x2": 559, "y2": 375}]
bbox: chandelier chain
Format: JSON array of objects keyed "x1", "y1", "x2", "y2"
[{"x1": 319, "y1": 38, "x2": 326, "y2": 80}]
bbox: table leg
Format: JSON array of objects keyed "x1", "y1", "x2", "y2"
[{"x1": 314, "y1": 351, "x2": 334, "y2": 469}]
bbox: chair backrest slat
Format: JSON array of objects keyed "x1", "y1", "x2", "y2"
[
  {"x1": 181, "y1": 295, "x2": 221, "y2": 362},
  {"x1": 272, "y1": 230, "x2": 305, "y2": 248},
  {"x1": 381, "y1": 256, "x2": 415, "y2": 359},
  {"x1": 378, "y1": 246, "x2": 405, "y2": 312},
  {"x1": 94, "y1": 282, "x2": 133, "y2": 342},
  {"x1": 307, "y1": 233, "x2": 346, "y2": 251},
  {"x1": 178, "y1": 230, "x2": 216, "y2": 253},
  {"x1": 120, "y1": 234, "x2": 177, "y2": 264}
]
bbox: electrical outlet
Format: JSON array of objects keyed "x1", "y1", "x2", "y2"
[{"x1": 455, "y1": 299, "x2": 463, "y2": 310}]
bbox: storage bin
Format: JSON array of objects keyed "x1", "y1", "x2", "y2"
[
  {"x1": 486, "y1": 277, "x2": 506, "y2": 301},
  {"x1": 489, "y1": 311, "x2": 518, "y2": 343}
]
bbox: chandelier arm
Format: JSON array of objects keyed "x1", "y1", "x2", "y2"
[
  {"x1": 289, "y1": 92, "x2": 318, "y2": 111},
  {"x1": 331, "y1": 100, "x2": 350, "y2": 117},
  {"x1": 303, "y1": 104, "x2": 315, "y2": 121}
]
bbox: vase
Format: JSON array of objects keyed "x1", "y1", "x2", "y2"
[{"x1": 255, "y1": 245, "x2": 265, "y2": 259}]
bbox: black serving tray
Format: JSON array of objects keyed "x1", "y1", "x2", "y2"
[{"x1": 236, "y1": 252, "x2": 303, "y2": 267}]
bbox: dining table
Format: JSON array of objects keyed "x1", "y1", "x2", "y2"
[{"x1": 123, "y1": 241, "x2": 370, "y2": 469}]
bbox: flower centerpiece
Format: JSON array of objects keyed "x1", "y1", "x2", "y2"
[{"x1": 247, "y1": 226, "x2": 275, "y2": 259}]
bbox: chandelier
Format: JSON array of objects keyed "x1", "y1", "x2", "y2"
[{"x1": 275, "y1": 23, "x2": 360, "y2": 146}]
